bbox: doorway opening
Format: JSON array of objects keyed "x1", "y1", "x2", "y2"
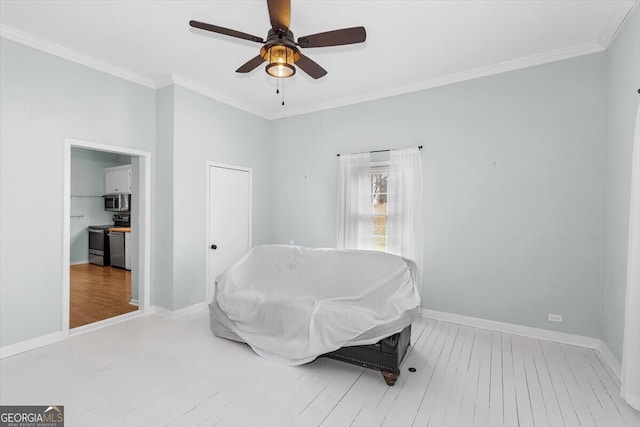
[
  {"x1": 63, "y1": 138, "x2": 151, "y2": 334},
  {"x1": 69, "y1": 263, "x2": 137, "y2": 327}
]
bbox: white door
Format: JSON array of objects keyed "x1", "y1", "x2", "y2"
[{"x1": 207, "y1": 164, "x2": 252, "y2": 301}]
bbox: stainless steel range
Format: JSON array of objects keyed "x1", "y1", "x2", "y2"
[
  {"x1": 88, "y1": 225, "x2": 112, "y2": 266},
  {"x1": 88, "y1": 214, "x2": 130, "y2": 266}
]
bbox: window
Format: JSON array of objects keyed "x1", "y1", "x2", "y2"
[
  {"x1": 371, "y1": 165, "x2": 389, "y2": 251},
  {"x1": 337, "y1": 147, "x2": 423, "y2": 283}
]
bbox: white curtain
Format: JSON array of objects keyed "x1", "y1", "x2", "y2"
[
  {"x1": 387, "y1": 147, "x2": 424, "y2": 285},
  {"x1": 336, "y1": 152, "x2": 373, "y2": 250},
  {"x1": 622, "y1": 102, "x2": 640, "y2": 411}
]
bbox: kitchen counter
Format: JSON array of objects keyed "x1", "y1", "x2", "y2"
[{"x1": 108, "y1": 227, "x2": 131, "y2": 233}]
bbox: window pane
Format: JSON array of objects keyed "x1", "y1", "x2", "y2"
[
  {"x1": 371, "y1": 170, "x2": 388, "y2": 252},
  {"x1": 371, "y1": 172, "x2": 386, "y2": 191},
  {"x1": 372, "y1": 172, "x2": 388, "y2": 194},
  {"x1": 373, "y1": 235, "x2": 386, "y2": 251},
  {"x1": 373, "y1": 215, "x2": 387, "y2": 237},
  {"x1": 373, "y1": 200, "x2": 387, "y2": 214},
  {"x1": 372, "y1": 173, "x2": 388, "y2": 211}
]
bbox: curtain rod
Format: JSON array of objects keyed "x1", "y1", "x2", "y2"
[{"x1": 336, "y1": 145, "x2": 423, "y2": 157}]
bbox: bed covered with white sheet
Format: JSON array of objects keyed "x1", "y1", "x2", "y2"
[{"x1": 209, "y1": 245, "x2": 421, "y2": 366}]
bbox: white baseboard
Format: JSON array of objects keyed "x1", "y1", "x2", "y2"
[
  {"x1": 129, "y1": 299, "x2": 139, "y2": 307},
  {"x1": 0, "y1": 331, "x2": 64, "y2": 359},
  {"x1": 1, "y1": 312, "x2": 143, "y2": 359},
  {"x1": 420, "y1": 309, "x2": 601, "y2": 349},
  {"x1": 3, "y1": 304, "x2": 621, "y2": 386},
  {"x1": 597, "y1": 340, "x2": 622, "y2": 381},
  {"x1": 69, "y1": 310, "x2": 143, "y2": 337},
  {"x1": 151, "y1": 302, "x2": 207, "y2": 320},
  {"x1": 150, "y1": 305, "x2": 173, "y2": 319},
  {"x1": 419, "y1": 309, "x2": 626, "y2": 382},
  {"x1": 1, "y1": 302, "x2": 208, "y2": 359},
  {"x1": 70, "y1": 260, "x2": 88, "y2": 266},
  {"x1": 621, "y1": 388, "x2": 640, "y2": 412}
]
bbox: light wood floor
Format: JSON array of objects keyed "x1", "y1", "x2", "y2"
[
  {"x1": 1, "y1": 311, "x2": 638, "y2": 427},
  {"x1": 70, "y1": 263, "x2": 137, "y2": 328}
]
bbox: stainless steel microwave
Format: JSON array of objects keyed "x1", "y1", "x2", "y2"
[{"x1": 104, "y1": 193, "x2": 130, "y2": 212}]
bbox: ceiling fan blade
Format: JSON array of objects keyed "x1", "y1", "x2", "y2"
[
  {"x1": 236, "y1": 55, "x2": 266, "y2": 73},
  {"x1": 267, "y1": 0, "x2": 290, "y2": 31},
  {"x1": 297, "y1": 26, "x2": 366, "y2": 48},
  {"x1": 189, "y1": 20, "x2": 264, "y2": 43},
  {"x1": 295, "y1": 53, "x2": 327, "y2": 79}
]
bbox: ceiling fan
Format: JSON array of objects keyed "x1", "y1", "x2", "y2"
[{"x1": 189, "y1": 0, "x2": 366, "y2": 79}]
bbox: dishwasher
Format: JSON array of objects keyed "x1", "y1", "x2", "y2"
[{"x1": 108, "y1": 231, "x2": 126, "y2": 269}]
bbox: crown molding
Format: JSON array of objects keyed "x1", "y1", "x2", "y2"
[
  {"x1": 597, "y1": 1, "x2": 638, "y2": 49},
  {"x1": 1, "y1": 23, "x2": 609, "y2": 121},
  {"x1": 0, "y1": 24, "x2": 155, "y2": 89},
  {"x1": 154, "y1": 74, "x2": 175, "y2": 89},
  {"x1": 279, "y1": 40, "x2": 606, "y2": 119},
  {"x1": 156, "y1": 74, "x2": 270, "y2": 120},
  {"x1": 0, "y1": 25, "x2": 269, "y2": 118}
]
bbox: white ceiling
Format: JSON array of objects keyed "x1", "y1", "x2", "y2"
[{"x1": 0, "y1": 1, "x2": 635, "y2": 119}]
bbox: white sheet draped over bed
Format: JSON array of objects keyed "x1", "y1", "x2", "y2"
[{"x1": 212, "y1": 245, "x2": 421, "y2": 366}]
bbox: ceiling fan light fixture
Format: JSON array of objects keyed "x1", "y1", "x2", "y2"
[
  {"x1": 263, "y1": 45, "x2": 296, "y2": 78},
  {"x1": 266, "y1": 62, "x2": 295, "y2": 78}
]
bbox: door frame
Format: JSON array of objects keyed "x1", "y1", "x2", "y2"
[
  {"x1": 205, "y1": 161, "x2": 253, "y2": 303},
  {"x1": 63, "y1": 138, "x2": 152, "y2": 335}
]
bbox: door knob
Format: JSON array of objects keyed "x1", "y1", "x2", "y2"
[{"x1": 211, "y1": 244, "x2": 218, "y2": 250}]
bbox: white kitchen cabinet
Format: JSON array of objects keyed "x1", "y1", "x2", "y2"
[
  {"x1": 125, "y1": 231, "x2": 132, "y2": 270},
  {"x1": 105, "y1": 165, "x2": 132, "y2": 194}
]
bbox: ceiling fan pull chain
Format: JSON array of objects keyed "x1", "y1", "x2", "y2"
[{"x1": 281, "y1": 49, "x2": 286, "y2": 104}]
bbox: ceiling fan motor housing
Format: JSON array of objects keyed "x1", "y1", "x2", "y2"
[{"x1": 260, "y1": 29, "x2": 301, "y2": 62}]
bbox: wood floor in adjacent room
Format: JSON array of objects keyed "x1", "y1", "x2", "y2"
[
  {"x1": 70, "y1": 263, "x2": 138, "y2": 328},
  {"x1": 1, "y1": 311, "x2": 638, "y2": 427}
]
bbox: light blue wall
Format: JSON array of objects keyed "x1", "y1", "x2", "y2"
[
  {"x1": 0, "y1": 15, "x2": 635, "y2": 351},
  {"x1": 151, "y1": 85, "x2": 271, "y2": 311},
  {"x1": 0, "y1": 37, "x2": 270, "y2": 346},
  {"x1": 170, "y1": 85, "x2": 271, "y2": 310},
  {"x1": 270, "y1": 53, "x2": 607, "y2": 338},
  {"x1": 0, "y1": 38, "x2": 155, "y2": 347},
  {"x1": 70, "y1": 148, "x2": 130, "y2": 264},
  {"x1": 602, "y1": 5, "x2": 640, "y2": 362},
  {"x1": 153, "y1": 86, "x2": 175, "y2": 310}
]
